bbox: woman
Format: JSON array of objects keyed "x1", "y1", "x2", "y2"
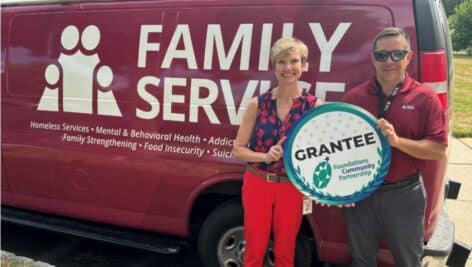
[{"x1": 232, "y1": 37, "x2": 322, "y2": 267}]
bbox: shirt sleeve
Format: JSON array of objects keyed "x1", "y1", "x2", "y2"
[{"x1": 423, "y1": 92, "x2": 448, "y2": 146}]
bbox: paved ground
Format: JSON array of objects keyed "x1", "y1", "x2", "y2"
[
  {"x1": 445, "y1": 137, "x2": 472, "y2": 266},
  {"x1": 2, "y1": 138, "x2": 471, "y2": 266}
]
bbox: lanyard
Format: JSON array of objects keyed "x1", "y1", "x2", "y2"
[{"x1": 376, "y1": 80, "x2": 401, "y2": 118}]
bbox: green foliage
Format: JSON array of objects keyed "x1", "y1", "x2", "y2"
[
  {"x1": 452, "y1": 53, "x2": 472, "y2": 137},
  {"x1": 443, "y1": 0, "x2": 465, "y2": 16},
  {"x1": 449, "y1": 0, "x2": 472, "y2": 51},
  {"x1": 466, "y1": 47, "x2": 472, "y2": 55}
]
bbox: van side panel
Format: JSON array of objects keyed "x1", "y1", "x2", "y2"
[
  {"x1": 3, "y1": 1, "x2": 451, "y2": 265},
  {"x1": 2, "y1": 1, "x2": 395, "y2": 238}
]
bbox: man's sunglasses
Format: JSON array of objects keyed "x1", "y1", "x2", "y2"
[{"x1": 373, "y1": 50, "x2": 409, "y2": 62}]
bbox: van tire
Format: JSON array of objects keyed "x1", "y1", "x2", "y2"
[
  {"x1": 197, "y1": 202, "x2": 314, "y2": 267},
  {"x1": 197, "y1": 202, "x2": 243, "y2": 267}
]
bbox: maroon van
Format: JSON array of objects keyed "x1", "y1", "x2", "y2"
[{"x1": 1, "y1": 0, "x2": 466, "y2": 266}]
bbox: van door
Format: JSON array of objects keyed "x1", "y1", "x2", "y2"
[
  {"x1": 3, "y1": 4, "x2": 172, "y2": 229},
  {"x1": 2, "y1": 9, "x2": 66, "y2": 206}
]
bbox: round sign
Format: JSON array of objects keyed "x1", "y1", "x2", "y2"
[{"x1": 284, "y1": 102, "x2": 391, "y2": 205}]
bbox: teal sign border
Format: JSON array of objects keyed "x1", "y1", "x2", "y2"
[{"x1": 284, "y1": 102, "x2": 391, "y2": 205}]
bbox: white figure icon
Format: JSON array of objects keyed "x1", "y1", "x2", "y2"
[
  {"x1": 38, "y1": 64, "x2": 60, "y2": 111},
  {"x1": 37, "y1": 25, "x2": 121, "y2": 116},
  {"x1": 97, "y1": 65, "x2": 121, "y2": 116}
]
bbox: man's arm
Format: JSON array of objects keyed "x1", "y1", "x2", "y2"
[
  {"x1": 377, "y1": 118, "x2": 447, "y2": 160},
  {"x1": 393, "y1": 137, "x2": 446, "y2": 160}
]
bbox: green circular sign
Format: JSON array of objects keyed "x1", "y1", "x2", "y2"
[{"x1": 284, "y1": 102, "x2": 391, "y2": 205}]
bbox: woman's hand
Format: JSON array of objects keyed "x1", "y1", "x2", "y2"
[{"x1": 264, "y1": 137, "x2": 286, "y2": 163}]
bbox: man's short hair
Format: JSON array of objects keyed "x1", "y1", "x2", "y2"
[
  {"x1": 270, "y1": 37, "x2": 308, "y2": 64},
  {"x1": 373, "y1": 27, "x2": 411, "y2": 51}
]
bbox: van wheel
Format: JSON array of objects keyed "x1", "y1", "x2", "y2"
[
  {"x1": 198, "y1": 203, "x2": 244, "y2": 267},
  {"x1": 197, "y1": 202, "x2": 314, "y2": 267}
]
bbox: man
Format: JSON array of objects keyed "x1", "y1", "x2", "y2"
[{"x1": 342, "y1": 27, "x2": 448, "y2": 267}]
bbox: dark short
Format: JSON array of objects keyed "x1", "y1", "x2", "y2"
[{"x1": 343, "y1": 174, "x2": 425, "y2": 267}]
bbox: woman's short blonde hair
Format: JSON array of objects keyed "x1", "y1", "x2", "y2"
[{"x1": 270, "y1": 37, "x2": 308, "y2": 64}]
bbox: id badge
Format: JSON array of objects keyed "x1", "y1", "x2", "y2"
[{"x1": 302, "y1": 196, "x2": 313, "y2": 215}]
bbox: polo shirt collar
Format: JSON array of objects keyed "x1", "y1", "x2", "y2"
[{"x1": 367, "y1": 73, "x2": 414, "y2": 95}]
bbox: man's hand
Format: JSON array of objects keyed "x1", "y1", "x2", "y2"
[{"x1": 377, "y1": 118, "x2": 399, "y2": 147}]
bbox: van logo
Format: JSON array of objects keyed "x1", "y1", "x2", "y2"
[{"x1": 37, "y1": 25, "x2": 122, "y2": 116}]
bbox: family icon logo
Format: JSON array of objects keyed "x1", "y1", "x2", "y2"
[{"x1": 37, "y1": 25, "x2": 122, "y2": 116}]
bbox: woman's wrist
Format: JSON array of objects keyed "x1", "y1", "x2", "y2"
[{"x1": 262, "y1": 153, "x2": 270, "y2": 164}]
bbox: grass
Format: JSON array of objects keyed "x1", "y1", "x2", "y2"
[{"x1": 452, "y1": 53, "x2": 472, "y2": 137}]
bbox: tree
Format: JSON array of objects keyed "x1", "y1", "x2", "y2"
[
  {"x1": 449, "y1": 0, "x2": 472, "y2": 52},
  {"x1": 443, "y1": 0, "x2": 464, "y2": 16}
]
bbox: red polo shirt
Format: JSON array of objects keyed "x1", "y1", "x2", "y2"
[{"x1": 342, "y1": 74, "x2": 447, "y2": 182}]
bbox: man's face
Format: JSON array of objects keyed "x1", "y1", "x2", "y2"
[{"x1": 372, "y1": 35, "x2": 412, "y2": 84}]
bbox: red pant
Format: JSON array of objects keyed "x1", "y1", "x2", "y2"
[{"x1": 242, "y1": 170, "x2": 303, "y2": 267}]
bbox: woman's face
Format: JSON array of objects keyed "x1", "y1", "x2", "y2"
[{"x1": 274, "y1": 50, "x2": 306, "y2": 85}]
